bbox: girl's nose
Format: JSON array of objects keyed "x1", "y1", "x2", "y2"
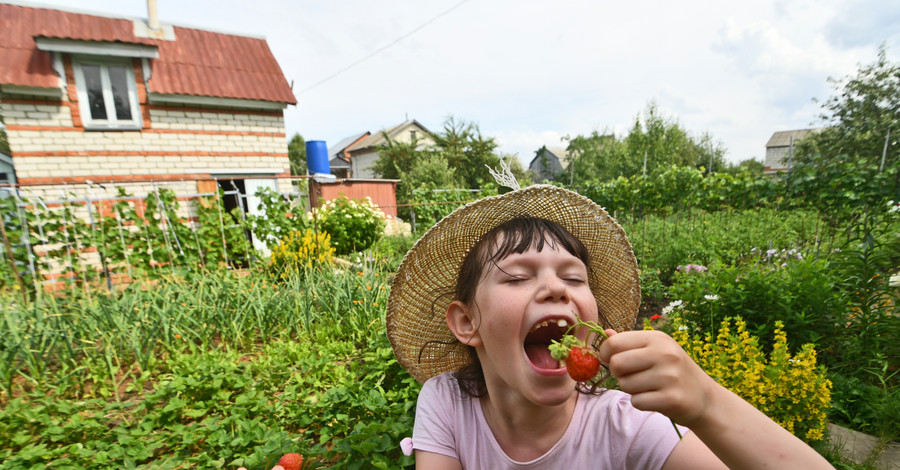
[{"x1": 539, "y1": 274, "x2": 569, "y2": 302}]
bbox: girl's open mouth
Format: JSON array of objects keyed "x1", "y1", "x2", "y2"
[{"x1": 524, "y1": 318, "x2": 569, "y2": 370}]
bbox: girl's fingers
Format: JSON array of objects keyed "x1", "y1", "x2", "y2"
[{"x1": 597, "y1": 329, "x2": 716, "y2": 423}]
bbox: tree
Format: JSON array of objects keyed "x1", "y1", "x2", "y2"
[
  {"x1": 503, "y1": 153, "x2": 532, "y2": 187},
  {"x1": 622, "y1": 103, "x2": 725, "y2": 175},
  {"x1": 565, "y1": 130, "x2": 624, "y2": 183},
  {"x1": 287, "y1": 133, "x2": 307, "y2": 176},
  {"x1": 371, "y1": 135, "x2": 421, "y2": 182},
  {"x1": 723, "y1": 158, "x2": 765, "y2": 176},
  {"x1": 373, "y1": 116, "x2": 504, "y2": 195},
  {"x1": 806, "y1": 45, "x2": 899, "y2": 167},
  {"x1": 565, "y1": 103, "x2": 725, "y2": 185},
  {"x1": 429, "y1": 116, "x2": 502, "y2": 188},
  {"x1": 791, "y1": 45, "x2": 900, "y2": 209},
  {"x1": 406, "y1": 152, "x2": 460, "y2": 190}
]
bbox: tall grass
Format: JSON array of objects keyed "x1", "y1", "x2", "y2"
[{"x1": 0, "y1": 266, "x2": 390, "y2": 401}]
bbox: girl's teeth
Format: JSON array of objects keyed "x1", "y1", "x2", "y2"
[{"x1": 530, "y1": 318, "x2": 570, "y2": 332}]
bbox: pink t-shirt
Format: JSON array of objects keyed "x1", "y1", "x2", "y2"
[{"x1": 410, "y1": 372, "x2": 686, "y2": 469}]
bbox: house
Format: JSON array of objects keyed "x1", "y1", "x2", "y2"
[
  {"x1": 340, "y1": 119, "x2": 433, "y2": 179},
  {"x1": 764, "y1": 129, "x2": 819, "y2": 174},
  {"x1": 327, "y1": 131, "x2": 370, "y2": 179},
  {"x1": 0, "y1": 2, "x2": 297, "y2": 212},
  {"x1": 528, "y1": 146, "x2": 569, "y2": 181}
]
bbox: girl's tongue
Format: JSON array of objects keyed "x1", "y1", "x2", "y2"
[{"x1": 525, "y1": 344, "x2": 559, "y2": 369}]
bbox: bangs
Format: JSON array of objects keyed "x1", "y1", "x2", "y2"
[
  {"x1": 455, "y1": 217, "x2": 591, "y2": 304},
  {"x1": 485, "y1": 218, "x2": 589, "y2": 267}
]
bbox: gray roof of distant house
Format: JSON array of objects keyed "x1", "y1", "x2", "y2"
[
  {"x1": 329, "y1": 132, "x2": 369, "y2": 159},
  {"x1": 766, "y1": 129, "x2": 817, "y2": 148},
  {"x1": 349, "y1": 119, "x2": 432, "y2": 151}
]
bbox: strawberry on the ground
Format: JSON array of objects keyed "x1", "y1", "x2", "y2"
[
  {"x1": 278, "y1": 453, "x2": 303, "y2": 470},
  {"x1": 565, "y1": 345, "x2": 600, "y2": 382}
]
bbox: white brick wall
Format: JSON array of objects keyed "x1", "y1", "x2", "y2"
[{"x1": 3, "y1": 100, "x2": 291, "y2": 181}]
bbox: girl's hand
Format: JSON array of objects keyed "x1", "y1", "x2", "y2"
[{"x1": 597, "y1": 329, "x2": 716, "y2": 427}]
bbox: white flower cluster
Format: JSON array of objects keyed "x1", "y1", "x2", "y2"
[
  {"x1": 750, "y1": 246, "x2": 804, "y2": 262},
  {"x1": 383, "y1": 215, "x2": 412, "y2": 237},
  {"x1": 888, "y1": 200, "x2": 900, "y2": 214},
  {"x1": 661, "y1": 299, "x2": 684, "y2": 315},
  {"x1": 704, "y1": 294, "x2": 719, "y2": 301}
]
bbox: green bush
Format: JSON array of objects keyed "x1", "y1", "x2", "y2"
[
  {"x1": 829, "y1": 372, "x2": 900, "y2": 440},
  {"x1": 580, "y1": 165, "x2": 782, "y2": 219},
  {"x1": 666, "y1": 256, "x2": 846, "y2": 352},
  {"x1": 315, "y1": 195, "x2": 386, "y2": 255},
  {"x1": 244, "y1": 186, "x2": 310, "y2": 250},
  {"x1": 409, "y1": 187, "x2": 496, "y2": 232},
  {"x1": 369, "y1": 234, "x2": 419, "y2": 273},
  {"x1": 625, "y1": 207, "x2": 834, "y2": 284}
]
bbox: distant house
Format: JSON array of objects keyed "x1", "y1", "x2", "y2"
[
  {"x1": 764, "y1": 129, "x2": 819, "y2": 174},
  {"x1": 528, "y1": 147, "x2": 569, "y2": 181},
  {"x1": 341, "y1": 119, "x2": 433, "y2": 179},
  {"x1": 0, "y1": 2, "x2": 297, "y2": 207},
  {"x1": 327, "y1": 132, "x2": 370, "y2": 179}
]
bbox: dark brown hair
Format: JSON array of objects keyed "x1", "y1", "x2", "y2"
[{"x1": 449, "y1": 217, "x2": 609, "y2": 397}]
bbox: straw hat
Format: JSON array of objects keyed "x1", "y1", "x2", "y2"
[{"x1": 386, "y1": 184, "x2": 640, "y2": 384}]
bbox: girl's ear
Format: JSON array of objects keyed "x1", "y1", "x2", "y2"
[{"x1": 447, "y1": 300, "x2": 483, "y2": 347}]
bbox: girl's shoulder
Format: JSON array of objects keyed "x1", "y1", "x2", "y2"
[
  {"x1": 422, "y1": 372, "x2": 464, "y2": 395},
  {"x1": 419, "y1": 372, "x2": 475, "y2": 407}
]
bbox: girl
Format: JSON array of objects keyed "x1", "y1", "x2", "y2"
[{"x1": 386, "y1": 183, "x2": 832, "y2": 469}]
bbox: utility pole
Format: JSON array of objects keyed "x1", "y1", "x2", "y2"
[
  {"x1": 643, "y1": 151, "x2": 647, "y2": 177},
  {"x1": 786, "y1": 135, "x2": 794, "y2": 190},
  {"x1": 881, "y1": 128, "x2": 891, "y2": 173}
]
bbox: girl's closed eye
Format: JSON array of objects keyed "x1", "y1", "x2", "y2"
[{"x1": 503, "y1": 274, "x2": 529, "y2": 283}]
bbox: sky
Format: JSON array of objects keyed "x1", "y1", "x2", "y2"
[{"x1": 18, "y1": 0, "x2": 900, "y2": 166}]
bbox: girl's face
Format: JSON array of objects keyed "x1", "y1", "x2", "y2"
[{"x1": 464, "y1": 242, "x2": 598, "y2": 406}]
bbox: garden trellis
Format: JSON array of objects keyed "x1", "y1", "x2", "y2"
[{"x1": 0, "y1": 180, "x2": 309, "y2": 293}]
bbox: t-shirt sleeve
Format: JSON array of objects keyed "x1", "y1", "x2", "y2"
[{"x1": 411, "y1": 375, "x2": 460, "y2": 460}]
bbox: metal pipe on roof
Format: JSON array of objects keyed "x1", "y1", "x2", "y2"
[{"x1": 147, "y1": 0, "x2": 160, "y2": 31}]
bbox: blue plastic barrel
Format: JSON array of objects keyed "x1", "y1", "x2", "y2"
[{"x1": 305, "y1": 140, "x2": 329, "y2": 175}]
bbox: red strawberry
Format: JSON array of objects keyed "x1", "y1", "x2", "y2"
[
  {"x1": 565, "y1": 345, "x2": 600, "y2": 382},
  {"x1": 278, "y1": 453, "x2": 303, "y2": 470}
]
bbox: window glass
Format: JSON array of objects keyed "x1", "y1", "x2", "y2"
[
  {"x1": 82, "y1": 64, "x2": 108, "y2": 120},
  {"x1": 108, "y1": 65, "x2": 133, "y2": 121},
  {"x1": 75, "y1": 59, "x2": 141, "y2": 130}
]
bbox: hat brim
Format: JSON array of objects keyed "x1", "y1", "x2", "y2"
[{"x1": 386, "y1": 185, "x2": 640, "y2": 384}]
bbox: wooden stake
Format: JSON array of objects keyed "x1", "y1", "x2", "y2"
[{"x1": 0, "y1": 212, "x2": 28, "y2": 301}]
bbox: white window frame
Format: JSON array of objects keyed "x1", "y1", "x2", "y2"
[{"x1": 72, "y1": 56, "x2": 142, "y2": 131}]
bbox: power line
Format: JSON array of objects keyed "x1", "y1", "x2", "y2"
[{"x1": 297, "y1": 0, "x2": 473, "y2": 95}]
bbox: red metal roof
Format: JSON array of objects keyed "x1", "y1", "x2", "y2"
[{"x1": 0, "y1": 3, "x2": 297, "y2": 105}]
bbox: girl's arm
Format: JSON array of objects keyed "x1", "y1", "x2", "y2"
[
  {"x1": 415, "y1": 450, "x2": 463, "y2": 470},
  {"x1": 598, "y1": 329, "x2": 833, "y2": 470}
]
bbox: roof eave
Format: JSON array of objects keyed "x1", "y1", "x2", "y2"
[
  {"x1": 148, "y1": 92, "x2": 292, "y2": 110},
  {"x1": 0, "y1": 84, "x2": 63, "y2": 98}
]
